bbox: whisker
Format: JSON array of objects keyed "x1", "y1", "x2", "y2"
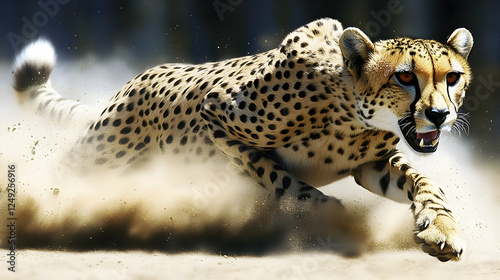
[
  {"x1": 452, "y1": 114, "x2": 470, "y2": 136},
  {"x1": 404, "y1": 126, "x2": 416, "y2": 138}
]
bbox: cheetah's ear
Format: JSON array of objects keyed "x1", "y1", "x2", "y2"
[
  {"x1": 340, "y1": 27, "x2": 375, "y2": 78},
  {"x1": 446, "y1": 28, "x2": 473, "y2": 59}
]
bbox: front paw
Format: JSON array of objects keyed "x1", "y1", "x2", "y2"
[{"x1": 414, "y1": 208, "x2": 466, "y2": 262}]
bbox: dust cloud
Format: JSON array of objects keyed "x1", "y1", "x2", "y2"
[{"x1": 0, "y1": 58, "x2": 498, "y2": 261}]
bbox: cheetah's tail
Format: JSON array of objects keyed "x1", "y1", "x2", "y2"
[{"x1": 13, "y1": 38, "x2": 97, "y2": 125}]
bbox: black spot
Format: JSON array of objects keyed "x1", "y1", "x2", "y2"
[
  {"x1": 296, "y1": 71, "x2": 303, "y2": 79},
  {"x1": 306, "y1": 84, "x2": 317, "y2": 91},
  {"x1": 401, "y1": 164, "x2": 410, "y2": 172},
  {"x1": 375, "y1": 149, "x2": 389, "y2": 157},
  {"x1": 407, "y1": 191, "x2": 414, "y2": 201},
  {"x1": 102, "y1": 118, "x2": 110, "y2": 127},
  {"x1": 125, "y1": 116, "x2": 135, "y2": 124},
  {"x1": 169, "y1": 93, "x2": 178, "y2": 102},
  {"x1": 397, "y1": 175, "x2": 406, "y2": 190},
  {"x1": 91, "y1": 141, "x2": 104, "y2": 151},
  {"x1": 256, "y1": 167, "x2": 265, "y2": 178},
  {"x1": 238, "y1": 101, "x2": 247, "y2": 110},
  {"x1": 127, "y1": 156, "x2": 137, "y2": 164},
  {"x1": 376, "y1": 143, "x2": 386, "y2": 149},
  {"x1": 116, "y1": 151, "x2": 126, "y2": 158},
  {"x1": 113, "y1": 119, "x2": 122, "y2": 127},
  {"x1": 174, "y1": 105, "x2": 182, "y2": 114},
  {"x1": 280, "y1": 108, "x2": 289, "y2": 116},
  {"x1": 107, "y1": 135, "x2": 116, "y2": 143},
  {"x1": 116, "y1": 103, "x2": 125, "y2": 112},
  {"x1": 180, "y1": 136, "x2": 188, "y2": 146},
  {"x1": 177, "y1": 121, "x2": 186, "y2": 130},
  {"x1": 119, "y1": 127, "x2": 131, "y2": 135},
  {"x1": 214, "y1": 130, "x2": 226, "y2": 138},
  {"x1": 269, "y1": 171, "x2": 278, "y2": 183},
  {"x1": 264, "y1": 73, "x2": 272, "y2": 82},
  {"x1": 383, "y1": 132, "x2": 395, "y2": 140},
  {"x1": 266, "y1": 112, "x2": 275, "y2": 121},
  {"x1": 135, "y1": 143, "x2": 145, "y2": 150},
  {"x1": 95, "y1": 158, "x2": 108, "y2": 165},
  {"x1": 275, "y1": 188, "x2": 285, "y2": 197},
  {"x1": 380, "y1": 172, "x2": 390, "y2": 195},
  {"x1": 282, "y1": 177, "x2": 292, "y2": 189}
]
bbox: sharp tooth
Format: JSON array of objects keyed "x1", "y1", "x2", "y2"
[
  {"x1": 431, "y1": 138, "x2": 439, "y2": 147},
  {"x1": 419, "y1": 138, "x2": 424, "y2": 147}
]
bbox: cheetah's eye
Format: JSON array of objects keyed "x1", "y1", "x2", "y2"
[
  {"x1": 395, "y1": 72, "x2": 416, "y2": 86},
  {"x1": 446, "y1": 72, "x2": 461, "y2": 86}
]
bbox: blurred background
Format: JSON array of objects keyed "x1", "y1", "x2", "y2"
[{"x1": 0, "y1": 0, "x2": 498, "y2": 160}]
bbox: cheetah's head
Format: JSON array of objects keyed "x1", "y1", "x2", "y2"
[{"x1": 340, "y1": 27, "x2": 473, "y2": 153}]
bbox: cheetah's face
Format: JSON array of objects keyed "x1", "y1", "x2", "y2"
[{"x1": 340, "y1": 28, "x2": 473, "y2": 153}]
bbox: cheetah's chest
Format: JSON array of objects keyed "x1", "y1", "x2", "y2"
[{"x1": 273, "y1": 129, "x2": 400, "y2": 186}]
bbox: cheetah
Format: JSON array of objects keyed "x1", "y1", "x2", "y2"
[{"x1": 13, "y1": 18, "x2": 472, "y2": 261}]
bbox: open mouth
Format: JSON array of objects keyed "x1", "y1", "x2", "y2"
[{"x1": 398, "y1": 117, "x2": 441, "y2": 153}]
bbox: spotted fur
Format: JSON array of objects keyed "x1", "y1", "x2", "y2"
[{"x1": 13, "y1": 18, "x2": 473, "y2": 261}]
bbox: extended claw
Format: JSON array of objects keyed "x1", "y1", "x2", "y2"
[
  {"x1": 440, "y1": 240, "x2": 446, "y2": 251},
  {"x1": 456, "y1": 248, "x2": 463, "y2": 259},
  {"x1": 423, "y1": 219, "x2": 430, "y2": 229}
]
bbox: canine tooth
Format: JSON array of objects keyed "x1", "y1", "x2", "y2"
[
  {"x1": 440, "y1": 241, "x2": 446, "y2": 250},
  {"x1": 431, "y1": 138, "x2": 439, "y2": 146},
  {"x1": 419, "y1": 138, "x2": 424, "y2": 147}
]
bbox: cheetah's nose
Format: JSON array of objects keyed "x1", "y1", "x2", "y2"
[{"x1": 425, "y1": 108, "x2": 449, "y2": 127}]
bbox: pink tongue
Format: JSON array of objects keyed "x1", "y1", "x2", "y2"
[{"x1": 417, "y1": 130, "x2": 439, "y2": 141}]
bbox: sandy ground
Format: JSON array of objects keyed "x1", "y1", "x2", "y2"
[
  {"x1": 0, "y1": 249, "x2": 499, "y2": 279},
  {"x1": 0, "y1": 59, "x2": 499, "y2": 279}
]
